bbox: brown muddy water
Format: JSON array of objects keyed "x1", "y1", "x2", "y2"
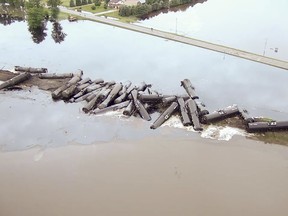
[
  {"x1": 1, "y1": 87, "x2": 288, "y2": 216},
  {"x1": 1, "y1": 137, "x2": 288, "y2": 216}
]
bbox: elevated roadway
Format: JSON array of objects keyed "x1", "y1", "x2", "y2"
[{"x1": 60, "y1": 7, "x2": 288, "y2": 70}]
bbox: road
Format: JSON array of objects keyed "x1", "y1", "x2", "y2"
[{"x1": 60, "y1": 7, "x2": 288, "y2": 71}]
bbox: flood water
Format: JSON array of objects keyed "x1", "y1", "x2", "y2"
[
  {"x1": 138, "y1": 0, "x2": 288, "y2": 61},
  {"x1": 1, "y1": 0, "x2": 288, "y2": 149},
  {"x1": 1, "y1": 2, "x2": 288, "y2": 216}
]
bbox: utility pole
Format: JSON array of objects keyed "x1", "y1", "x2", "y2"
[
  {"x1": 175, "y1": 18, "x2": 178, "y2": 34},
  {"x1": 263, "y1": 38, "x2": 268, "y2": 56}
]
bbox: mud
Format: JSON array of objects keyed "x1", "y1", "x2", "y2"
[{"x1": 0, "y1": 70, "x2": 69, "y2": 91}]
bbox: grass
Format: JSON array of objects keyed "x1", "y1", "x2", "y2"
[
  {"x1": 61, "y1": 0, "x2": 72, "y2": 7},
  {"x1": 103, "y1": 11, "x2": 138, "y2": 23},
  {"x1": 245, "y1": 117, "x2": 288, "y2": 146},
  {"x1": 77, "y1": 4, "x2": 108, "y2": 13},
  {"x1": 212, "y1": 116, "x2": 288, "y2": 146},
  {"x1": 57, "y1": 11, "x2": 71, "y2": 20},
  {"x1": 251, "y1": 132, "x2": 288, "y2": 146}
]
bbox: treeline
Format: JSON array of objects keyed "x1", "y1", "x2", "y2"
[
  {"x1": 0, "y1": 0, "x2": 25, "y2": 7},
  {"x1": 119, "y1": 0, "x2": 200, "y2": 18},
  {"x1": 69, "y1": 0, "x2": 110, "y2": 8},
  {"x1": 69, "y1": 0, "x2": 92, "y2": 7}
]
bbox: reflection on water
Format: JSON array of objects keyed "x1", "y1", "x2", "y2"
[
  {"x1": 0, "y1": 4, "x2": 66, "y2": 44},
  {"x1": 0, "y1": 4, "x2": 25, "y2": 25},
  {"x1": 137, "y1": 0, "x2": 288, "y2": 61},
  {"x1": 0, "y1": 19, "x2": 287, "y2": 122},
  {"x1": 28, "y1": 22, "x2": 47, "y2": 44},
  {"x1": 0, "y1": 14, "x2": 24, "y2": 25},
  {"x1": 141, "y1": 0, "x2": 207, "y2": 20},
  {"x1": 51, "y1": 21, "x2": 67, "y2": 43},
  {"x1": 26, "y1": 20, "x2": 67, "y2": 44}
]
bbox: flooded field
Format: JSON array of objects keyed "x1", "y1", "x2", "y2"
[{"x1": 138, "y1": 0, "x2": 288, "y2": 61}]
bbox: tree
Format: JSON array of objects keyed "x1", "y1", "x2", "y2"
[
  {"x1": 170, "y1": 0, "x2": 180, "y2": 7},
  {"x1": 75, "y1": 0, "x2": 81, "y2": 6},
  {"x1": 134, "y1": 4, "x2": 151, "y2": 17},
  {"x1": 47, "y1": 0, "x2": 62, "y2": 20},
  {"x1": 26, "y1": 0, "x2": 47, "y2": 43},
  {"x1": 50, "y1": 6, "x2": 60, "y2": 20},
  {"x1": 6, "y1": 0, "x2": 25, "y2": 7},
  {"x1": 82, "y1": 0, "x2": 87, "y2": 5},
  {"x1": 26, "y1": 0, "x2": 42, "y2": 8},
  {"x1": 161, "y1": 0, "x2": 169, "y2": 9},
  {"x1": 47, "y1": 0, "x2": 62, "y2": 8},
  {"x1": 103, "y1": 2, "x2": 107, "y2": 9},
  {"x1": 69, "y1": 0, "x2": 75, "y2": 7},
  {"x1": 88, "y1": 0, "x2": 92, "y2": 4},
  {"x1": 119, "y1": 5, "x2": 131, "y2": 17},
  {"x1": 26, "y1": 0, "x2": 46, "y2": 29},
  {"x1": 94, "y1": 0, "x2": 100, "y2": 6},
  {"x1": 151, "y1": 2, "x2": 160, "y2": 11}
]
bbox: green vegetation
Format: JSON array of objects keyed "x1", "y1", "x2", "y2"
[
  {"x1": 0, "y1": 0, "x2": 25, "y2": 7},
  {"x1": 57, "y1": 11, "x2": 70, "y2": 19},
  {"x1": 0, "y1": 4, "x2": 25, "y2": 18},
  {"x1": 26, "y1": 0, "x2": 47, "y2": 29},
  {"x1": 67, "y1": 0, "x2": 101, "y2": 7},
  {"x1": 251, "y1": 132, "x2": 288, "y2": 146},
  {"x1": 104, "y1": 10, "x2": 137, "y2": 23},
  {"x1": 79, "y1": 3, "x2": 108, "y2": 13},
  {"x1": 213, "y1": 116, "x2": 288, "y2": 146},
  {"x1": 119, "y1": 0, "x2": 200, "y2": 18},
  {"x1": 61, "y1": 0, "x2": 71, "y2": 6},
  {"x1": 94, "y1": 0, "x2": 100, "y2": 6}
]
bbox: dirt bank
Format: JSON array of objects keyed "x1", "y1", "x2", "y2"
[{"x1": 0, "y1": 70, "x2": 69, "y2": 91}]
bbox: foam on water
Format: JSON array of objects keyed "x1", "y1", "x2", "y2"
[
  {"x1": 95, "y1": 111, "x2": 247, "y2": 141},
  {"x1": 94, "y1": 109, "x2": 132, "y2": 121},
  {"x1": 201, "y1": 125, "x2": 247, "y2": 141},
  {"x1": 161, "y1": 116, "x2": 195, "y2": 131},
  {"x1": 161, "y1": 115, "x2": 247, "y2": 141}
]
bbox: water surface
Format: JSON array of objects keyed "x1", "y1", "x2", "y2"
[
  {"x1": 0, "y1": 1, "x2": 288, "y2": 150},
  {"x1": 138, "y1": 0, "x2": 288, "y2": 60}
]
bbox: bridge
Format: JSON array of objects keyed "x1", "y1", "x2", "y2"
[{"x1": 60, "y1": 7, "x2": 288, "y2": 71}]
